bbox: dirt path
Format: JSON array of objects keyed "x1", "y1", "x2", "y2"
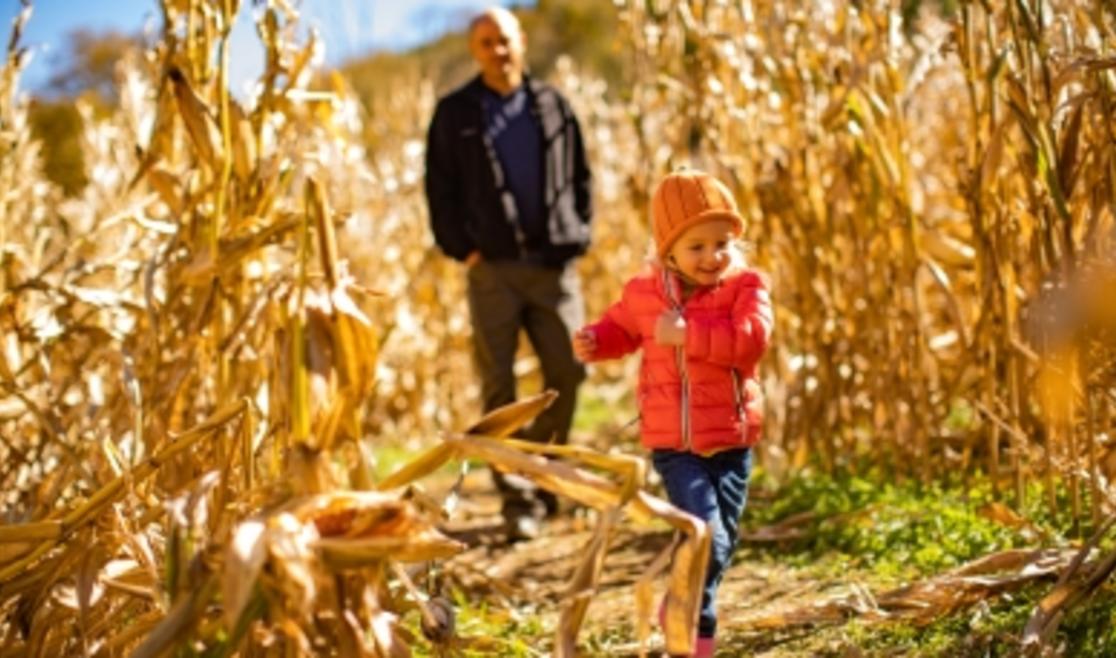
[{"x1": 437, "y1": 469, "x2": 864, "y2": 657}]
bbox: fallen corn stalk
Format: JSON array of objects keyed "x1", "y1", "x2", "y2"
[
  {"x1": 1022, "y1": 515, "x2": 1116, "y2": 655},
  {"x1": 376, "y1": 392, "x2": 712, "y2": 657},
  {"x1": 741, "y1": 547, "x2": 1084, "y2": 630}
]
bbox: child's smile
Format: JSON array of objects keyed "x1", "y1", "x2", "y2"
[{"x1": 667, "y1": 218, "x2": 738, "y2": 286}]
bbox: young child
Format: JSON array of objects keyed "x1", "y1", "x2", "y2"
[{"x1": 573, "y1": 169, "x2": 773, "y2": 657}]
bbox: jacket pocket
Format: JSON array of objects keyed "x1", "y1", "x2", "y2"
[{"x1": 731, "y1": 369, "x2": 744, "y2": 418}]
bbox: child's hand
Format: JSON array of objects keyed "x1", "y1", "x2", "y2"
[
  {"x1": 572, "y1": 328, "x2": 597, "y2": 362},
  {"x1": 654, "y1": 311, "x2": 686, "y2": 346}
]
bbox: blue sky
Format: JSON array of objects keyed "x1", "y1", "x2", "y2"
[{"x1": 3, "y1": 0, "x2": 524, "y2": 95}]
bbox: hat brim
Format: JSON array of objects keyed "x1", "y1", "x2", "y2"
[{"x1": 657, "y1": 209, "x2": 745, "y2": 256}]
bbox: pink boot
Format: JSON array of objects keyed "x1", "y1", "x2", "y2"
[
  {"x1": 693, "y1": 635, "x2": 716, "y2": 658},
  {"x1": 660, "y1": 598, "x2": 714, "y2": 657}
]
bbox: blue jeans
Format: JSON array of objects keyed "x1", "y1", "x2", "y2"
[{"x1": 651, "y1": 447, "x2": 753, "y2": 638}]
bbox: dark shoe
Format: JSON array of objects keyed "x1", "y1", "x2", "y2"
[
  {"x1": 504, "y1": 513, "x2": 541, "y2": 542},
  {"x1": 538, "y1": 490, "x2": 561, "y2": 518}
]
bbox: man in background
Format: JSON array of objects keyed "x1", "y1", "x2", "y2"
[{"x1": 424, "y1": 7, "x2": 593, "y2": 541}]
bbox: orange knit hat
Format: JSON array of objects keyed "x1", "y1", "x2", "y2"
[{"x1": 651, "y1": 169, "x2": 744, "y2": 257}]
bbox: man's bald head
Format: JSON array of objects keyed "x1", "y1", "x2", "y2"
[
  {"x1": 469, "y1": 7, "x2": 522, "y2": 39},
  {"x1": 468, "y1": 6, "x2": 527, "y2": 95}
]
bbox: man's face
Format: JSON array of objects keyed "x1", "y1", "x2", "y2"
[{"x1": 469, "y1": 14, "x2": 526, "y2": 87}]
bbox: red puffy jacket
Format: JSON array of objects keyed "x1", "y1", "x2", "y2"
[{"x1": 583, "y1": 265, "x2": 773, "y2": 455}]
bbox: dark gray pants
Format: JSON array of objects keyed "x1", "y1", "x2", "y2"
[{"x1": 466, "y1": 259, "x2": 586, "y2": 518}]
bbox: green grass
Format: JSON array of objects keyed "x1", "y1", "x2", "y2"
[
  {"x1": 824, "y1": 583, "x2": 1116, "y2": 657},
  {"x1": 728, "y1": 467, "x2": 1116, "y2": 655},
  {"x1": 386, "y1": 444, "x2": 1116, "y2": 656},
  {"x1": 402, "y1": 589, "x2": 549, "y2": 657},
  {"x1": 741, "y1": 466, "x2": 1084, "y2": 579},
  {"x1": 743, "y1": 476, "x2": 1020, "y2": 578},
  {"x1": 571, "y1": 387, "x2": 637, "y2": 437}
]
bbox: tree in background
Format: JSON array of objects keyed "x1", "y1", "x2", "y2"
[
  {"x1": 28, "y1": 29, "x2": 141, "y2": 196},
  {"x1": 519, "y1": 0, "x2": 622, "y2": 88},
  {"x1": 44, "y1": 28, "x2": 136, "y2": 100},
  {"x1": 28, "y1": 98, "x2": 86, "y2": 195}
]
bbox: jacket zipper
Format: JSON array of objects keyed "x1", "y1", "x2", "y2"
[
  {"x1": 677, "y1": 346, "x2": 691, "y2": 451},
  {"x1": 662, "y1": 269, "x2": 692, "y2": 451}
]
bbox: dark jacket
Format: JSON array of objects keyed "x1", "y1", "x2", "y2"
[{"x1": 424, "y1": 75, "x2": 593, "y2": 268}]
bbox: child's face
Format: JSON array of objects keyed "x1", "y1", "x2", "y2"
[{"x1": 666, "y1": 219, "x2": 737, "y2": 286}]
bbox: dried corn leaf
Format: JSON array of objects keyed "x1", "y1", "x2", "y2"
[
  {"x1": 744, "y1": 548, "x2": 1081, "y2": 631},
  {"x1": 168, "y1": 67, "x2": 223, "y2": 166},
  {"x1": 466, "y1": 390, "x2": 558, "y2": 437},
  {"x1": 555, "y1": 507, "x2": 622, "y2": 658}
]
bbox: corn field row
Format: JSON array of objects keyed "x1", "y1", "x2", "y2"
[{"x1": 613, "y1": 0, "x2": 1116, "y2": 519}]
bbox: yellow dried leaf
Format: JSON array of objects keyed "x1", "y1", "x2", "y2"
[
  {"x1": 168, "y1": 67, "x2": 223, "y2": 166},
  {"x1": 466, "y1": 390, "x2": 558, "y2": 437},
  {"x1": 223, "y1": 519, "x2": 267, "y2": 628}
]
